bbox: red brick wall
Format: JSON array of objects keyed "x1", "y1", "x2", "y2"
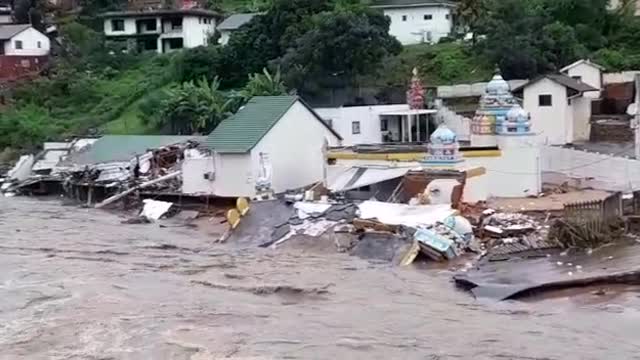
[{"x1": 0, "y1": 56, "x2": 48, "y2": 81}]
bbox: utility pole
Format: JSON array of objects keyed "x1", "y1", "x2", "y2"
[{"x1": 635, "y1": 74, "x2": 640, "y2": 160}]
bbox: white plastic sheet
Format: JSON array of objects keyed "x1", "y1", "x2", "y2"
[{"x1": 140, "y1": 199, "x2": 173, "y2": 221}]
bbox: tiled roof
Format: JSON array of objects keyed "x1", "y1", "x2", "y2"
[
  {"x1": 101, "y1": 8, "x2": 220, "y2": 18},
  {"x1": 218, "y1": 13, "x2": 259, "y2": 31},
  {"x1": 370, "y1": 0, "x2": 457, "y2": 8},
  {"x1": 0, "y1": 24, "x2": 30, "y2": 40},
  {"x1": 205, "y1": 96, "x2": 341, "y2": 153}
]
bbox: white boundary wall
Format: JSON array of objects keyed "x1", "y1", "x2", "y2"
[{"x1": 541, "y1": 146, "x2": 640, "y2": 191}]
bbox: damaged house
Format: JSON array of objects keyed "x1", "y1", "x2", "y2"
[{"x1": 182, "y1": 96, "x2": 342, "y2": 197}]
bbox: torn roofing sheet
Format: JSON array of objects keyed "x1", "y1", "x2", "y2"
[{"x1": 328, "y1": 166, "x2": 414, "y2": 192}]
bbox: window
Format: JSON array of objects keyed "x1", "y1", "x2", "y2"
[
  {"x1": 167, "y1": 38, "x2": 184, "y2": 50},
  {"x1": 323, "y1": 119, "x2": 333, "y2": 128},
  {"x1": 380, "y1": 119, "x2": 388, "y2": 131},
  {"x1": 539, "y1": 94, "x2": 552, "y2": 107},
  {"x1": 171, "y1": 18, "x2": 183, "y2": 30},
  {"x1": 572, "y1": 75, "x2": 582, "y2": 82},
  {"x1": 352, "y1": 121, "x2": 361, "y2": 134},
  {"x1": 145, "y1": 20, "x2": 156, "y2": 31},
  {"x1": 111, "y1": 19, "x2": 125, "y2": 32},
  {"x1": 14, "y1": 40, "x2": 22, "y2": 49},
  {"x1": 402, "y1": 15, "x2": 407, "y2": 21},
  {"x1": 37, "y1": 41, "x2": 41, "y2": 48},
  {"x1": 424, "y1": 14, "x2": 432, "y2": 20},
  {"x1": 446, "y1": 14, "x2": 450, "y2": 20}
]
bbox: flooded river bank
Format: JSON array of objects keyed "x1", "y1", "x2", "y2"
[{"x1": 1, "y1": 197, "x2": 640, "y2": 359}]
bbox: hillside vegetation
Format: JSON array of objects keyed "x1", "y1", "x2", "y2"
[{"x1": 3, "y1": 0, "x2": 640, "y2": 157}]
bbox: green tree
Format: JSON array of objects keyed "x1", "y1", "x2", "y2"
[
  {"x1": 276, "y1": 7, "x2": 401, "y2": 92},
  {"x1": 221, "y1": 0, "x2": 331, "y2": 87},
  {"x1": 158, "y1": 77, "x2": 233, "y2": 134},
  {"x1": 539, "y1": 22, "x2": 587, "y2": 71},
  {"x1": 173, "y1": 45, "x2": 224, "y2": 83},
  {"x1": 456, "y1": 0, "x2": 487, "y2": 42}
]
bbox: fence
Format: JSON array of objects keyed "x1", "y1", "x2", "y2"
[
  {"x1": 541, "y1": 146, "x2": 640, "y2": 192},
  {"x1": 563, "y1": 192, "x2": 622, "y2": 236}
]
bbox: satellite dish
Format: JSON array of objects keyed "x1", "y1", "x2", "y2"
[{"x1": 627, "y1": 103, "x2": 638, "y2": 116}]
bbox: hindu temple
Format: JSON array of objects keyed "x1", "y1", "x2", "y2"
[
  {"x1": 470, "y1": 73, "x2": 532, "y2": 147},
  {"x1": 423, "y1": 123, "x2": 463, "y2": 166}
]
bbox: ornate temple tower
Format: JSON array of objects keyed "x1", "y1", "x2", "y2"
[
  {"x1": 423, "y1": 123, "x2": 463, "y2": 166},
  {"x1": 470, "y1": 73, "x2": 520, "y2": 147}
]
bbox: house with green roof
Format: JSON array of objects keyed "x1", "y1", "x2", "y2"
[{"x1": 182, "y1": 96, "x2": 342, "y2": 197}]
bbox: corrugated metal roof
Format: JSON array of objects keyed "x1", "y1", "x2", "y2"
[
  {"x1": 0, "y1": 24, "x2": 31, "y2": 40},
  {"x1": 218, "y1": 13, "x2": 259, "y2": 30},
  {"x1": 68, "y1": 135, "x2": 206, "y2": 166}
]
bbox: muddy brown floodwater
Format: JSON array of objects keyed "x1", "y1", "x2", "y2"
[{"x1": 2, "y1": 197, "x2": 640, "y2": 360}]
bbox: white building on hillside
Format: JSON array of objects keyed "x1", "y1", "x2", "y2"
[
  {"x1": 513, "y1": 74, "x2": 598, "y2": 145},
  {"x1": 101, "y1": 9, "x2": 219, "y2": 53},
  {"x1": 0, "y1": 24, "x2": 50, "y2": 56},
  {"x1": 560, "y1": 59, "x2": 604, "y2": 99},
  {"x1": 183, "y1": 96, "x2": 342, "y2": 197},
  {"x1": 370, "y1": 0, "x2": 455, "y2": 45},
  {"x1": 315, "y1": 104, "x2": 437, "y2": 146},
  {"x1": 217, "y1": 13, "x2": 258, "y2": 45},
  {"x1": 0, "y1": 4, "x2": 12, "y2": 24}
]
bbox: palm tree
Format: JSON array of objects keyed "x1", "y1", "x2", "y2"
[
  {"x1": 239, "y1": 68, "x2": 288, "y2": 101},
  {"x1": 159, "y1": 77, "x2": 233, "y2": 134}
]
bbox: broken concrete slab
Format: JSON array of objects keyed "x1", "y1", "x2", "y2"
[
  {"x1": 454, "y1": 242, "x2": 640, "y2": 301},
  {"x1": 227, "y1": 200, "x2": 296, "y2": 247}
]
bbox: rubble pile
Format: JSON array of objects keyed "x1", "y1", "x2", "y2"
[
  {"x1": 2, "y1": 137, "x2": 208, "y2": 208},
  {"x1": 479, "y1": 212, "x2": 556, "y2": 259},
  {"x1": 261, "y1": 198, "x2": 479, "y2": 264}
]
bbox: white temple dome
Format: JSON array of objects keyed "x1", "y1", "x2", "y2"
[
  {"x1": 507, "y1": 105, "x2": 529, "y2": 123},
  {"x1": 486, "y1": 74, "x2": 510, "y2": 94},
  {"x1": 430, "y1": 124, "x2": 457, "y2": 144}
]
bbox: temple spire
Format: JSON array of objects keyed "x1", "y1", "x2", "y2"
[{"x1": 407, "y1": 67, "x2": 426, "y2": 110}]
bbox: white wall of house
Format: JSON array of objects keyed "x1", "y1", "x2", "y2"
[
  {"x1": 315, "y1": 104, "x2": 411, "y2": 146},
  {"x1": 182, "y1": 152, "x2": 254, "y2": 197},
  {"x1": 104, "y1": 18, "x2": 137, "y2": 36},
  {"x1": 3, "y1": 27, "x2": 50, "y2": 56},
  {"x1": 381, "y1": 5, "x2": 453, "y2": 45},
  {"x1": 564, "y1": 63, "x2": 602, "y2": 98},
  {"x1": 0, "y1": 14, "x2": 12, "y2": 23},
  {"x1": 180, "y1": 15, "x2": 215, "y2": 47},
  {"x1": 182, "y1": 157, "x2": 215, "y2": 195},
  {"x1": 572, "y1": 96, "x2": 592, "y2": 142},
  {"x1": 251, "y1": 101, "x2": 341, "y2": 194},
  {"x1": 219, "y1": 30, "x2": 231, "y2": 45},
  {"x1": 523, "y1": 79, "x2": 569, "y2": 146},
  {"x1": 104, "y1": 15, "x2": 216, "y2": 53},
  {"x1": 183, "y1": 101, "x2": 340, "y2": 197}
]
